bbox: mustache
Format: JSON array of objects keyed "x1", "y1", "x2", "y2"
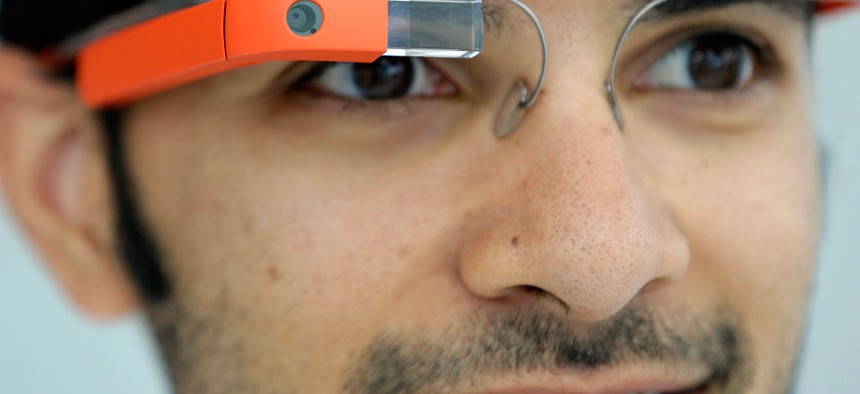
[{"x1": 342, "y1": 306, "x2": 751, "y2": 394}]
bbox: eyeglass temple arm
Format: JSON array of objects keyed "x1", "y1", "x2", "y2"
[{"x1": 494, "y1": 0, "x2": 549, "y2": 138}]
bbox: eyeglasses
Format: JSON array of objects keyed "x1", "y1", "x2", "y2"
[{"x1": 63, "y1": 0, "x2": 857, "y2": 139}]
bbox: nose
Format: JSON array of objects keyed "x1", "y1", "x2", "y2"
[{"x1": 458, "y1": 105, "x2": 690, "y2": 323}]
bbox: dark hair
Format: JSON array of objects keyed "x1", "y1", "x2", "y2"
[
  {"x1": 0, "y1": 0, "x2": 143, "y2": 50},
  {"x1": 102, "y1": 111, "x2": 172, "y2": 302}
]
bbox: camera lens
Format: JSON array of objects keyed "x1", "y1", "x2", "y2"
[{"x1": 287, "y1": 1, "x2": 323, "y2": 36}]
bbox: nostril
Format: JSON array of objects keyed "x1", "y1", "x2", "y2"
[
  {"x1": 519, "y1": 285, "x2": 570, "y2": 313},
  {"x1": 638, "y1": 276, "x2": 676, "y2": 296},
  {"x1": 521, "y1": 285, "x2": 545, "y2": 295}
]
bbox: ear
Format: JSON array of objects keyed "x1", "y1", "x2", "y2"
[{"x1": 0, "y1": 47, "x2": 140, "y2": 320}]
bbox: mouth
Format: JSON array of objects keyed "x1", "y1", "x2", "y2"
[
  {"x1": 468, "y1": 370, "x2": 715, "y2": 394},
  {"x1": 620, "y1": 379, "x2": 711, "y2": 394}
]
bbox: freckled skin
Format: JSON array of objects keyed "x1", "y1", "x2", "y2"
[{"x1": 9, "y1": 1, "x2": 819, "y2": 393}]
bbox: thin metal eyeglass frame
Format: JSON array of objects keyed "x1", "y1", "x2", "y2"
[{"x1": 605, "y1": 0, "x2": 672, "y2": 131}]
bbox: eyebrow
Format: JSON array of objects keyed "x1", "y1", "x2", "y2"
[
  {"x1": 482, "y1": 3, "x2": 507, "y2": 34},
  {"x1": 481, "y1": 0, "x2": 808, "y2": 35},
  {"x1": 624, "y1": 0, "x2": 809, "y2": 22},
  {"x1": 484, "y1": 0, "x2": 812, "y2": 33}
]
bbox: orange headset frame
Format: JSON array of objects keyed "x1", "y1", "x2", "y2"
[
  {"x1": 78, "y1": 0, "x2": 388, "y2": 108},
  {"x1": 817, "y1": 1, "x2": 859, "y2": 13}
]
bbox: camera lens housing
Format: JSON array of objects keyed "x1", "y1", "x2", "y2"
[{"x1": 287, "y1": 1, "x2": 323, "y2": 36}]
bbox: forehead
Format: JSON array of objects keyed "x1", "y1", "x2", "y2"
[
  {"x1": 483, "y1": 0, "x2": 809, "y2": 29},
  {"x1": 625, "y1": 0, "x2": 810, "y2": 19}
]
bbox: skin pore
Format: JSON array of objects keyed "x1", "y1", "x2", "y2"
[{"x1": 0, "y1": 1, "x2": 820, "y2": 393}]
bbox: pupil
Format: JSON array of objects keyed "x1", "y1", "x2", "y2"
[
  {"x1": 688, "y1": 34, "x2": 746, "y2": 90},
  {"x1": 352, "y1": 57, "x2": 415, "y2": 100}
]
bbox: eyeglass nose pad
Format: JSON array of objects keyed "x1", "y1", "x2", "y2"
[{"x1": 495, "y1": 80, "x2": 530, "y2": 138}]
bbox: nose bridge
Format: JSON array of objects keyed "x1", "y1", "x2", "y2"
[{"x1": 458, "y1": 103, "x2": 690, "y2": 322}]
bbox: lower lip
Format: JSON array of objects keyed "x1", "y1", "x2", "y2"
[
  {"x1": 619, "y1": 378, "x2": 713, "y2": 394},
  {"x1": 478, "y1": 379, "x2": 712, "y2": 394},
  {"x1": 661, "y1": 380, "x2": 711, "y2": 394}
]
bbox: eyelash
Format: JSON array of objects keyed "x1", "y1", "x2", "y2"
[
  {"x1": 284, "y1": 59, "x2": 461, "y2": 117},
  {"x1": 635, "y1": 26, "x2": 784, "y2": 93},
  {"x1": 276, "y1": 25, "x2": 785, "y2": 120}
]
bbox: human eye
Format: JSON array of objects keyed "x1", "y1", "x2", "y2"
[
  {"x1": 292, "y1": 57, "x2": 459, "y2": 102},
  {"x1": 634, "y1": 30, "x2": 775, "y2": 93}
]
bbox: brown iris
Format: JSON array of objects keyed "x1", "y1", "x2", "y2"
[
  {"x1": 688, "y1": 33, "x2": 753, "y2": 90},
  {"x1": 352, "y1": 57, "x2": 416, "y2": 100}
]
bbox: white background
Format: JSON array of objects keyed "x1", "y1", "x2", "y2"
[{"x1": 1, "y1": 10, "x2": 859, "y2": 394}]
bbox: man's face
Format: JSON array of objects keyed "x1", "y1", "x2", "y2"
[{"x1": 88, "y1": 0, "x2": 821, "y2": 392}]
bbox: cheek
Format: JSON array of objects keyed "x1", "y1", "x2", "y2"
[
  {"x1": 627, "y1": 89, "x2": 821, "y2": 297},
  {"x1": 127, "y1": 104, "x2": 479, "y2": 386},
  {"x1": 686, "y1": 131, "x2": 821, "y2": 306},
  {"x1": 630, "y1": 112, "x2": 821, "y2": 384}
]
